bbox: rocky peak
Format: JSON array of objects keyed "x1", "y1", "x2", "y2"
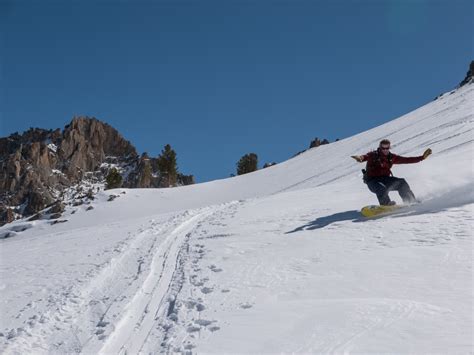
[
  {"x1": 63, "y1": 117, "x2": 137, "y2": 157},
  {"x1": 59, "y1": 117, "x2": 138, "y2": 180},
  {"x1": 1, "y1": 116, "x2": 194, "y2": 226}
]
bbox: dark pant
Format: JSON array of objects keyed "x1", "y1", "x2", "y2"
[{"x1": 366, "y1": 176, "x2": 417, "y2": 205}]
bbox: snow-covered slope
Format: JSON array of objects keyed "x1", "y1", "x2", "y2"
[{"x1": 1, "y1": 84, "x2": 473, "y2": 354}]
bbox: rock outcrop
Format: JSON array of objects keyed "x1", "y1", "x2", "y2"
[
  {"x1": 59, "y1": 117, "x2": 137, "y2": 180},
  {"x1": 0, "y1": 116, "x2": 194, "y2": 225},
  {"x1": 292, "y1": 137, "x2": 331, "y2": 158},
  {"x1": 459, "y1": 60, "x2": 474, "y2": 87},
  {"x1": 309, "y1": 138, "x2": 330, "y2": 149}
]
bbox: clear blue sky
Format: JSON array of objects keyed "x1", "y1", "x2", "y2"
[{"x1": 1, "y1": 0, "x2": 472, "y2": 182}]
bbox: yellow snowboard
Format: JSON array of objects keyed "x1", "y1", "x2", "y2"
[{"x1": 361, "y1": 204, "x2": 403, "y2": 218}]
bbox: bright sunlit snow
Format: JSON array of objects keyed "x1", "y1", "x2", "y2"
[{"x1": 1, "y1": 84, "x2": 473, "y2": 354}]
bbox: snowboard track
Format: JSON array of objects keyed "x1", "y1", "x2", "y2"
[
  {"x1": 2, "y1": 203, "x2": 236, "y2": 355},
  {"x1": 96, "y1": 204, "x2": 232, "y2": 354}
]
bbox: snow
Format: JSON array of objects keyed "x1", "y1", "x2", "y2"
[
  {"x1": 0, "y1": 84, "x2": 473, "y2": 353},
  {"x1": 47, "y1": 143, "x2": 57, "y2": 153}
]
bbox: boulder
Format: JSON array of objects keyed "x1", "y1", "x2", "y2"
[
  {"x1": 24, "y1": 191, "x2": 53, "y2": 216},
  {"x1": 49, "y1": 201, "x2": 65, "y2": 214}
]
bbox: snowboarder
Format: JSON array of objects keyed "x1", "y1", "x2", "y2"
[{"x1": 351, "y1": 139, "x2": 432, "y2": 206}]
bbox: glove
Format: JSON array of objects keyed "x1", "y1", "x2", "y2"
[
  {"x1": 351, "y1": 155, "x2": 364, "y2": 163},
  {"x1": 422, "y1": 148, "x2": 432, "y2": 160}
]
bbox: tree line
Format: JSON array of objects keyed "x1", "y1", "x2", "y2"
[
  {"x1": 106, "y1": 144, "x2": 179, "y2": 189},
  {"x1": 107, "y1": 136, "x2": 332, "y2": 188}
]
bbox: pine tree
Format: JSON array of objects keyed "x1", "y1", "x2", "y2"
[
  {"x1": 157, "y1": 144, "x2": 178, "y2": 187},
  {"x1": 105, "y1": 168, "x2": 122, "y2": 190},
  {"x1": 236, "y1": 153, "x2": 258, "y2": 175}
]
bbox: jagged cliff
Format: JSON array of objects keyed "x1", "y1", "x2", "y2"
[{"x1": 0, "y1": 117, "x2": 194, "y2": 225}]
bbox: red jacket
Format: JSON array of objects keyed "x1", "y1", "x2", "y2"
[{"x1": 361, "y1": 149, "x2": 423, "y2": 178}]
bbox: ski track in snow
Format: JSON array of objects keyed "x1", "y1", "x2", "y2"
[
  {"x1": 1, "y1": 202, "x2": 241, "y2": 354},
  {"x1": 136, "y1": 200, "x2": 244, "y2": 354}
]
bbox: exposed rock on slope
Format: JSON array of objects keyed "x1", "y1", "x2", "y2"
[
  {"x1": 59, "y1": 117, "x2": 137, "y2": 180},
  {"x1": 0, "y1": 116, "x2": 194, "y2": 225},
  {"x1": 459, "y1": 60, "x2": 474, "y2": 87}
]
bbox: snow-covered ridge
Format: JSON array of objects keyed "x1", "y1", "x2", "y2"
[{"x1": 0, "y1": 83, "x2": 472, "y2": 353}]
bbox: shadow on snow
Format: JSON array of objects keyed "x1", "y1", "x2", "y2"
[
  {"x1": 286, "y1": 210, "x2": 364, "y2": 233},
  {"x1": 286, "y1": 185, "x2": 473, "y2": 234}
]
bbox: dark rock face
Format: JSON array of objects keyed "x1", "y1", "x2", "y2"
[
  {"x1": 263, "y1": 162, "x2": 277, "y2": 169},
  {"x1": 459, "y1": 60, "x2": 474, "y2": 87},
  {"x1": 177, "y1": 174, "x2": 195, "y2": 186},
  {"x1": 293, "y1": 137, "x2": 331, "y2": 158},
  {"x1": 0, "y1": 207, "x2": 14, "y2": 225},
  {"x1": 0, "y1": 116, "x2": 194, "y2": 225},
  {"x1": 135, "y1": 154, "x2": 154, "y2": 188},
  {"x1": 309, "y1": 138, "x2": 330, "y2": 149}
]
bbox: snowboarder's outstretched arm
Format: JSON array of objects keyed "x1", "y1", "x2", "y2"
[
  {"x1": 351, "y1": 154, "x2": 369, "y2": 163},
  {"x1": 392, "y1": 149, "x2": 432, "y2": 164},
  {"x1": 351, "y1": 149, "x2": 431, "y2": 163}
]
